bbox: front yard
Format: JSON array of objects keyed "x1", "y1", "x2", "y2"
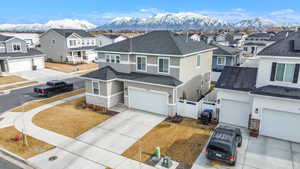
[
  {"x1": 0, "y1": 76, "x2": 27, "y2": 86},
  {"x1": 122, "y1": 118, "x2": 214, "y2": 168},
  {"x1": 0, "y1": 81, "x2": 38, "y2": 92},
  {"x1": 32, "y1": 97, "x2": 111, "y2": 138},
  {"x1": 0, "y1": 127, "x2": 54, "y2": 159},
  {"x1": 45, "y1": 62, "x2": 98, "y2": 73}
]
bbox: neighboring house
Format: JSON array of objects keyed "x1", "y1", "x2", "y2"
[
  {"x1": 0, "y1": 34, "x2": 45, "y2": 73},
  {"x1": 80, "y1": 30, "x2": 215, "y2": 117},
  {"x1": 95, "y1": 34, "x2": 127, "y2": 47},
  {"x1": 243, "y1": 32, "x2": 276, "y2": 56},
  {"x1": 211, "y1": 43, "x2": 242, "y2": 71},
  {"x1": 189, "y1": 34, "x2": 201, "y2": 41},
  {"x1": 225, "y1": 33, "x2": 247, "y2": 48},
  {"x1": 40, "y1": 29, "x2": 98, "y2": 64},
  {"x1": 215, "y1": 30, "x2": 300, "y2": 143},
  {"x1": 0, "y1": 32, "x2": 40, "y2": 48},
  {"x1": 201, "y1": 34, "x2": 228, "y2": 46}
]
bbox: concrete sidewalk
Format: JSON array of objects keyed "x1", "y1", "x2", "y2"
[{"x1": 13, "y1": 94, "x2": 162, "y2": 169}]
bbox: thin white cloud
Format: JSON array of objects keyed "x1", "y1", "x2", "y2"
[
  {"x1": 269, "y1": 9, "x2": 300, "y2": 23},
  {"x1": 197, "y1": 9, "x2": 253, "y2": 23}
]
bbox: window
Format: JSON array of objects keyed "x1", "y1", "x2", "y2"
[
  {"x1": 92, "y1": 81, "x2": 100, "y2": 95},
  {"x1": 217, "y1": 56, "x2": 226, "y2": 65},
  {"x1": 111, "y1": 55, "x2": 116, "y2": 63},
  {"x1": 82, "y1": 40, "x2": 85, "y2": 45},
  {"x1": 0, "y1": 43, "x2": 4, "y2": 48},
  {"x1": 275, "y1": 63, "x2": 296, "y2": 82},
  {"x1": 244, "y1": 47, "x2": 247, "y2": 51},
  {"x1": 69, "y1": 40, "x2": 76, "y2": 47},
  {"x1": 116, "y1": 55, "x2": 120, "y2": 63},
  {"x1": 106, "y1": 55, "x2": 110, "y2": 62},
  {"x1": 12, "y1": 43, "x2": 21, "y2": 52},
  {"x1": 87, "y1": 40, "x2": 90, "y2": 45},
  {"x1": 91, "y1": 40, "x2": 95, "y2": 45},
  {"x1": 158, "y1": 57, "x2": 169, "y2": 73},
  {"x1": 52, "y1": 40, "x2": 56, "y2": 44},
  {"x1": 137, "y1": 56, "x2": 146, "y2": 71},
  {"x1": 197, "y1": 55, "x2": 201, "y2": 67}
]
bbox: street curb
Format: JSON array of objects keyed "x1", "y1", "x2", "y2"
[{"x1": 0, "y1": 148, "x2": 38, "y2": 169}]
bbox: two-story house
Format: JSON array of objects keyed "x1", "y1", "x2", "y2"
[
  {"x1": 215, "y1": 30, "x2": 300, "y2": 143},
  {"x1": 0, "y1": 34, "x2": 45, "y2": 74},
  {"x1": 80, "y1": 30, "x2": 215, "y2": 116},
  {"x1": 40, "y1": 29, "x2": 98, "y2": 64},
  {"x1": 95, "y1": 34, "x2": 127, "y2": 47},
  {"x1": 243, "y1": 32, "x2": 276, "y2": 56}
]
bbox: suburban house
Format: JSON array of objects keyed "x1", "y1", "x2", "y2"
[
  {"x1": 211, "y1": 43, "x2": 242, "y2": 71},
  {"x1": 0, "y1": 32, "x2": 40, "y2": 48},
  {"x1": 0, "y1": 34, "x2": 45, "y2": 74},
  {"x1": 225, "y1": 33, "x2": 247, "y2": 48},
  {"x1": 243, "y1": 32, "x2": 276, "y2": 56},
  {"x1": 216, "y1": 30, "x2": 300, "y2": 143},
  {"x1": 40, "y1": 29, "x2": 98, "y2": 64},
  {"x1": 80, "y1": 30, "x2": 216, "y2": 116},
  {"x1": 201, "y1": 34, "x2": 228, "y2": 46},
  {"x1": 95, "y1": 34, "x2": 127, "y2": 47}
]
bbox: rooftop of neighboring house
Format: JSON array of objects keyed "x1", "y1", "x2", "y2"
[
  {"x1": 82, "y1": 65, "x2": 182, "y2": 87},
  {"x1": 95, "y1": 30, "x2": 215, "y2": 56},
  {"x1": 244, "y1": 42, "x2": 266, "y2": 46},
  {"x1": 216, "y1": 66, "x2": 258, "y2": 92},
  {"x1": 0, "y1": 48, "x2": 44, "y2": 59},
  {"x1": 0, "y1": 34, "x2": 14, "y2": 41},
  {"x1": 247, "y1": 32, "x2": 274, "y2": 39},
  {"x1": 48, "y1": 29, "x2": 95, "y2": 38},
  {"x1": 211, "y1": 43, "x2": 242, "y2": 56},
  {"x1": 258, "y1": 30, "x2": 300, "y2": 57},
  {"x1": 102, "y1": 34, "x2": 123, "y2": 39},
  {"x1": 251, "y1": 85, "x2": 300, "y2": 100}
]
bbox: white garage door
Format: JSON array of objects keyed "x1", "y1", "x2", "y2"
[
  {"x1": 261, "y1": 109, "x2": 300, "y2": 143},
  {"x1": 33, "y1": 57, "x2": 45, "y2": 69},
  {"x1": 128, "y1": 87, "x2": 168, "y2": 115},
  {"x1": 220, "y1": 99, "x2": 251, "y2": 127},
  {"x1": 8, "y1": 59, "x2": 32, "y2": 73}
]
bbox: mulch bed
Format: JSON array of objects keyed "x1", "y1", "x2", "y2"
[{"x1": 76, "y1": 102, "x2": 120, "y2": 116}]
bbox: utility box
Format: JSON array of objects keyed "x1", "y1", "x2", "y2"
[{"x1": 162, "y1": 156, "x2": 172, "y2": 168}]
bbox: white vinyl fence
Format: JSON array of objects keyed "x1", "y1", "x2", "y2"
[{"x1": 176, "y1": 99, "x2": 217, "y2": 119}]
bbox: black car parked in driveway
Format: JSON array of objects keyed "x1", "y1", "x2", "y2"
[
  {"x1": 34, "y1": 80, "x2": 74, "y2": 97},
  {"x1": 205, "y1": 125, "x2": 242, "y2": 166}
]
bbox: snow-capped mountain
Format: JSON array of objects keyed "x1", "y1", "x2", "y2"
[
  {"x1": 0, "y1": 19, "x2": 97, "y2": 31},
  {"x1": 98, "y1": 12, "x2": 232, "y2": 30},
  {"x1": 234, "y1": 17, "x2": 280, "y2": 30}
]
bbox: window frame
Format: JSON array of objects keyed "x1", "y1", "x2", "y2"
[
  {"x1": 136, "y1": 55, "x2": 147, "y2": 72},
  {"x1": 196, "y1": 55, "x2": 201, "y2": 68},
  {"x1": 12, "y1": 43, "x2": 21, "y2": 52},
  {"x1": 217, "y1": 56, "x2": 226, "y2": 66},
  {"x1": 158, "y1": 57, "x2": 170, "y2": 74},
  {"x1": 275, "y1": 63, "x2": 296, "y2": 83},
  {"x1": 92, "y1": 81, "x2": 100, "y2": 95}
]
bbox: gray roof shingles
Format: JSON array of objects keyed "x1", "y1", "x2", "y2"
[
  {"x1": 251, "y1": 85, "x2": 300, "y2": 100},
  {"x1": 0, "y1": 34, "x2": 13, "y2": 41},
  {"x1": 82, "y1": 66, "x2": 182, "y2": 87},
  {"x1": 216, "y1": 66, "x2": 257, "y2": 92},
  {"x1": 95, "y1": 30, "x2": 215, "y2": 55},
  {"x1": 0, "y1": 48, "x2": 44, "y2": 59},
  {"x1": 258, "y1": 30, "x2": 300, "y2": 57},
  {"x1": 52, "y1": 29, "x2": 95, "y2": 38},
  {"x1": 211, "y1": 43, "x2": 242, "y2": 56}
]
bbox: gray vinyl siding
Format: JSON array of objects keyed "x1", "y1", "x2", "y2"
[
  {"x1": 0, "y1": 43, "x2": 5, "y2": 53},
  {"x1": 212, "y1": 55, "x2": 236, "y2": 71},
  {"x1": 40, "y1": 30, "x2": 67, "y2": 62},
  {"x1": 84, "y1": 79, "x2": 107, "y2": 96},
  {"x1": 5, "y1": 38, "x2": 27, "y2": 53}
]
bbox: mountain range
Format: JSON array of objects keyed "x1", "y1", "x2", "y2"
[{"x1": 0, "y1": 12, "x2": 298, "y2": 32}]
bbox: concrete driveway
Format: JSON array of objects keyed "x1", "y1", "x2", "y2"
[
  {"x1": 192, "y1": 128, "x2": 300, "y2": 169},
  {"x1": 27, "y1": 108, "x2": 165, "y2": 169},
  {"x1": 14, "y1": 69, "x2": 71, "y2": 82}
]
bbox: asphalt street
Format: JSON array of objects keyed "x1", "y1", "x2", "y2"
[{"x1": 0, "y1": 77, "x2": 84, "y2": 114}]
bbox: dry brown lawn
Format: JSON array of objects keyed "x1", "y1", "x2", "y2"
[
  {"x1": 45, "y1": 62, "x2": 98, "y2": 73},
  {"x1": 0, "y1": 76, "x2": 27, "y2": 85},
  {"x1": 0, "y1": 81, "x2": 38, "y2": 92},
  {"x1": 12, "y1": 89, "x2": 84, "y2": 112},
  {"x1": 122, "y1": 118, "x2": 214, "y2": 166},
  {"x1": 32, "y1": 97, "x2": 111, "y2": 138},
  {"x1": 0, "y1": 127, "x2": 54, "y2": 159}
]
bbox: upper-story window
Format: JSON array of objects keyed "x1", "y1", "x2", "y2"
[
  {"x1": 87, "y1": 40, "x2": 90, "y2": 45},
  {"x1": 69, "y1": 40, "x2": 76, "y2": 47},
  {"x1": 275, "y1": 63, "x2": 295, "y2": 82},
  {"x1": 82, "y1": 40, "x2": 85, "y2": 45},
  {"x1": 12, "y1": 43, "x2": 21, "y2": 52},
  {"x1": 0, "y1": 43, "x2": 4, "y2": 49},
  {"x1": 158, "y1": 57, "x2": 169, "y2": 73},
  {"x1": 196, "y1": 55, "x2": 201, "y2": 67},
  {"x1": 105, "y1": 54, "x2": 120, "y2": 64},
  {"x1": 217, "y1": 56, "x2": 226, "y2": 66},
  {"x1": 137, "y1": 56, "x2": 147, "y2": 72},
  {"x1": 92, "y1": 81, "x2": 100, "y2": 95},
  {"x1": 91, "y1": 40, "x2": 95, "y2": 46}
]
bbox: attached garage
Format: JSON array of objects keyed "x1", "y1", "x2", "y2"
[
  {"x1": 7, "y1": 59, "x2": 33, "y2": 73},
  {"x1": 128, "y1": 87, "x2": 169, "y2": 116},
  {"x1": 261, "y1": 109, "x2": 300, "y2": 143},
  {"x1": 220, "y1": 99, "x2": 251, "y2": 127}
]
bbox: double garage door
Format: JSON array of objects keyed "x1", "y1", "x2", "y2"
[
  {"x1": 128, "y1": 88, "x2": 168, "y2": 116},
  {"x1": 220, "y1": 99, "x2": 251, "y2": 128},
  {"x1": 261, "y1": 109, "x2": 300, "y2": 143}
]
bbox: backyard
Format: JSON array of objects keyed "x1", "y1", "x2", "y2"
[{"x1": 45, "y1": 62, "x2": 98, "y2": 73}]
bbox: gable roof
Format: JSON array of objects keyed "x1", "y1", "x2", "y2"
[
  {"x1": 248, "y1": 32, "x2": 273, "y2": 38},
  {"x1": 51, "y1": 29, "x2": 95, "y2": 38},
  {"x1": 0, "y1": 34, "x2": 14, "y2": 41},
  {"x1": 251, "y1": 85, "x2": 300, "y2": 100},
  {"x1": 95, "y1": 30, "x2": 215, "y2": 56},
  {"x1": 211, "y1": 43, "x2": 242, "y2": 56},
  {"x1": 216, "y1": 66, "x2": 257, "y2": 92},
  {"x1": 258, "y1": 30, "x2": 300, "y2": 57},
  {"x1": 0, "y1": 48, "x2": 44, "y2": 59},
  {"x1": 82, "y1": 66, "x2": 182, "y2": 87}
]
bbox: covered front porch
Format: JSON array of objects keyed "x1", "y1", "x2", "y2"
[{"x1": 67, "y1": 50, "x2": 88, "y2": 64}]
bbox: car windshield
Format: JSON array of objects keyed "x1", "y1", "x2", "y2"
[{"x1": 208, "y1": 143, "x2": 230, "y2": 154}]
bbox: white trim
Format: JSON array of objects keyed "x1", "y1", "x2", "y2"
[
  {"x1": 157, "y1": 57, "x2": 170, "y2": 74},
  {"x1": 196, "y1": 54, "x2": 201, "y2": 68},
  {"x1": 217, "y1": 56, "x2": 226, "y2": 66},
  {"x1": 260, "y1": 55, "x2": 300, "y2": 60},
  {"x1": 274, "y1": 63, "x2": 295, "y2": 83},
  {"x1": 92, "y1": 80, "x2": 100, "y2": 95},
  {"x1": 136, "y1": 55, "x2": 147, "y2": 72}
]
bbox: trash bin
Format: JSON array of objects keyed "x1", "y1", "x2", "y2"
[{"x1": 200, "y1": 109, "x2": 213, "y2": 125}]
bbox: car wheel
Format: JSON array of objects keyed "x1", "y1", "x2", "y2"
[{"x1": 230, "y1": 161, "x2": 236, "y2": 166}]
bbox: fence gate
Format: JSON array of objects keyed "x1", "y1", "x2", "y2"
[{"x1": 177, "y1": 99, "x2": 199, "y2": 119}]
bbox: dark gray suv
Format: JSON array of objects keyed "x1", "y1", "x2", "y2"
[{"x1": 205, "y1": 125, "x2": 242, "y2": 166}]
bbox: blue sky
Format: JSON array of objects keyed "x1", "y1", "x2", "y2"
[{"x1": 0, "y1": 0, "x2": 300, "y2": 25}]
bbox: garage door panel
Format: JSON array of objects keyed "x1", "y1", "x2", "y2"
[
  {"x1": 261, "y1": 109, "x2": 300, "y2": 143},
  {"x1": 220, "y1": 100, "x2": 251, "y2": 127},
  {"x1": 8, "y1": 59, "x2": 32, "y2": 73},
  {"x1": 33, "y1": 57, "x2": 45, "y2": 69},
  {"x1": 128, "y1": 88, "x2": 168, "y2": 115}
]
